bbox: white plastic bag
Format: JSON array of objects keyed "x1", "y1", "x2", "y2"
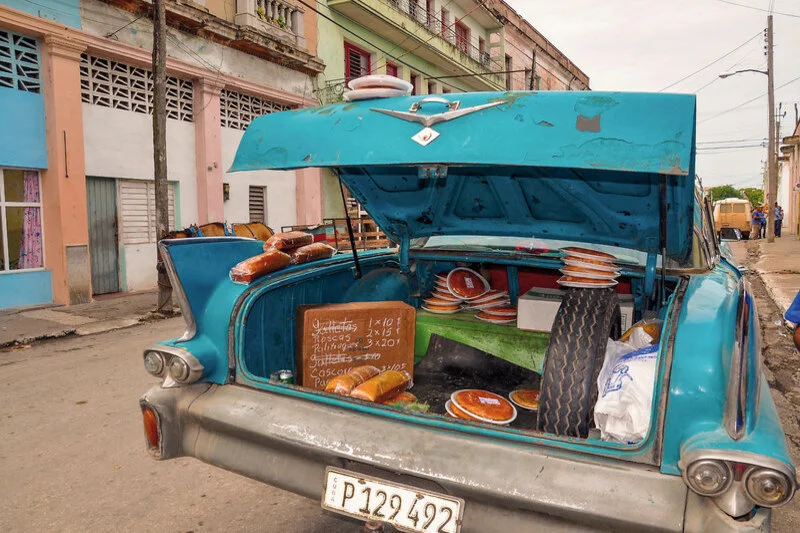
[{"x1": 594, "y1": 331, "x2": 659, "y2": 444}]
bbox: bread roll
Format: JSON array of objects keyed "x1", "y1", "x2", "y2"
[
  {"x1": 383, "y1": 391, "x2": 417, "y2": 405},
  {"x1": 289, "y1": 242, "x2": 336, "y2": 264},
  {"x1": 350, "y1": 370, "x2": 412, "y2": 403},
  {"x1": 264, "y1": 231, "x2": 313, "y2": 251},
  {"x1": 324, "y1": 365, "x2": 380, "y2": 396},
  {"x1": 230, "y1": 249, "x2": 291, "y2": 283}
]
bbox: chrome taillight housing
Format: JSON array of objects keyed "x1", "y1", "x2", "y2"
[
  {"x1": 681, "y1": 453, "x2": 797, "y2": 514},
  {"x1": 143, "y1": 345, "x2": 204, "y2": 385}
]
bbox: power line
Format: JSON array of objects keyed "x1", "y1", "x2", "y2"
[
  {"x1": 658, "y1": 30, "x2": 761, "y2": 92},
  {"x1": 295, "y1": 0, "x2": 498, "y2": 93},
  {"x1": 709, "y1": 0, "x2": 800, "y2": 19},
  {"x1": 698, "y1": 73, "x2": 800, "y2": 123}
]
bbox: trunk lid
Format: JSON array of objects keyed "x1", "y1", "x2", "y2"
[{"x1": 230, "y1": 91, "x2": 697, "y2": 261}]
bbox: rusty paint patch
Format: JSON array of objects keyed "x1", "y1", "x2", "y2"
[
  {"x1": 576, "y1": 114, "x2": 601, "y2": 132},
  {"x1": 318, "y1": 108, "x2": 334, "y2": 115},
  {"x1": 536, "y1": 120, "x2": 554, "y2": 127},
  {"x1": 342, "y1": 104, "x2": 358, "y2": 111}
]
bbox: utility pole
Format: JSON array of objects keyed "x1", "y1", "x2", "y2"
[
  {"x1": 529, "y1": 50, "x2": 536, "y2": 91},
  {"x1": 766, "y1": 14, "x2": 776, "y2": 242},
  {"x1": 152, "y1": 0, "x2": 171, "y2": 311}
]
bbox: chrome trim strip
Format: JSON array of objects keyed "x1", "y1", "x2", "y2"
[
  {"x1": 724, "y1": 277, "x2": 749, "y2": 440},
  {"x1": 158, "y1": 241, "x2": 196, "y2": 342}
]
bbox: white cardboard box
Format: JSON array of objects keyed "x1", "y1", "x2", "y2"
[{"x1": 517, "y1": 287, "x2": 635, "y2": 332}]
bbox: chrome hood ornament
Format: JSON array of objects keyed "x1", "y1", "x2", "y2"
[{"x1": 370, "y1": 97, "x2": 504, "y2": 146}]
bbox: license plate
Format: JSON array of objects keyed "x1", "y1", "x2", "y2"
[{"x1": 322, "y1": 468, "x2": 464, "y2": 533}]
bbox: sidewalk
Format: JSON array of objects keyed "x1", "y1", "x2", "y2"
[
  {"x1": 731, "y1": 232, "x2": 800, "y2": 321},
  {"x1": 0, "y1": 291, "x2": 178, "y2": 348}
]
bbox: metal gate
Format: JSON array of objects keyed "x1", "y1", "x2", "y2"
[{"x1": 86, "y1": 176, "x2": 119, "y2": 295}]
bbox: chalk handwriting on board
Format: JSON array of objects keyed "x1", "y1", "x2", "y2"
[{"x1": 305, "y1": 313, "x2": 409, "y2": 389}]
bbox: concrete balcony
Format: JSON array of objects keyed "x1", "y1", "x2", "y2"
[
  {"x1": 329, "y1": 0, "x2": 505, "y2": 91},
  {"x1": 235, "y1": 0, "x2": 307, "y2": 49}
]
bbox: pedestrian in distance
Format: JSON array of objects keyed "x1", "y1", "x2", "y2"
[
  {"x1": 774, "y1": 202, "x2": 784, "y2": 238},
  {"x1": 759, "y1": 205, "x2": 767, "y2": 239},
  {"x1": 786, "y1": 291, "x2": 800, "y2": 351},
  {"x1": 751, "y1": 207, "x2": 762, "y2": 240}
]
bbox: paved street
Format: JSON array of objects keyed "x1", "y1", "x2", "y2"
[
  {"x1": 2, "y1": 245, "x2": 800, "y2": 531},
  {"x1": 0, "y1": 319, "x2": 357, "y2": 533}
]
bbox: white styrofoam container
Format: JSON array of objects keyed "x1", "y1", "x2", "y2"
[{"x1": 517, "y1": 287, "x2": 635, "y2": 332}]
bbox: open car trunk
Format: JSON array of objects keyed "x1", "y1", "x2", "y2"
[{"x1": 236, "y1": 251, "x2": 680, "y2": 442}]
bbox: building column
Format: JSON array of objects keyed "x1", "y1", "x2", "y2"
[
  {"x1": 296, "y1": 167, "x2": 324, "y2": 225},
  {"x1": 40, "y1": 34, "x2": 91, "y2": 305},
  {"x1": 193, "y1": 78, "x2": 226, "y2": 224}
]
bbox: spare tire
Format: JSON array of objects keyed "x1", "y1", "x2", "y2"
[{"x1": 537, "y1": 288, "x2": 621, "y2": 438}]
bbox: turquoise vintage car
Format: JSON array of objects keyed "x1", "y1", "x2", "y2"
[{"x1": 140, "y1": 91, "x2": 796, "y2": 532}]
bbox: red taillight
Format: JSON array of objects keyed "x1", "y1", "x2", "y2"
[{"x1": 142, "y1": 407, "x2": 160, "y2": 449}]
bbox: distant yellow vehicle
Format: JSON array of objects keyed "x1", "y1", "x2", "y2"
[{"x1": 713, "y1": 198, "x2": 753, "y2": 239}]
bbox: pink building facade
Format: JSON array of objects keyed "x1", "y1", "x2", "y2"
[{"x1": 0, "y1": 0, "x2": 324, "y2": 308}]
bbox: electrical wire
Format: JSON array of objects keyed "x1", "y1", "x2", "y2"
[
  {"x1": 698, "y1": 73, "x2": 800, "y2": 123},
  {"x1": 709, "y1": 0, "x2": 800, "y2": 18},
  {"x1": 658, "y1": 30, "x2": 762, "y2": 92},
  {"x1": 294, "y1": 0, "x2": 496, "y2": 93}
]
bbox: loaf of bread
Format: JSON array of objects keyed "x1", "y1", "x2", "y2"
[
  {"x1": 383, "y1": 391, "x2": 418, "y2": 405},
  {"x1": 230, "y1": 249, "x2": 291, "y2": 283},
  {"x1": 289, "y1": 242, "x2": 336, "y2": 264},
  {"x1": 264, "y1": 231, "x2": 314, "y2": 251},
  {"x1": 350, "y1": 370, "x2": 412, "y2": 403},
  {"x1": 324, "y1": 365, "x2": 380, "y2": 396}
]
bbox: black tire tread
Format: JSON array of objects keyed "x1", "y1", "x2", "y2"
[{"x1": 537, "y1": 288, "x2": 621, "y2": 438}]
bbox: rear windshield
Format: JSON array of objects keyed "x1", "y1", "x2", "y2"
[
  {"x1": 720, "y1": 204, "x2": 732, "y2": 213},
  {"x1": 733, "y1": 204, "x2": 746, "y2": 213}
]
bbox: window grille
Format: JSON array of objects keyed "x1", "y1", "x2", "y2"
[
  {"x1": 220, "y1": 89, "x2": 291, "y2": 130},
  {"x1": 0, "y1": 30, "x2": 40, "y2": 93},
  {"x1": 248, "y1": 185, "x2": 267, "y2": 223},
  {"x1": 79, "y1": 54, "x2": 193, "y2": 122}
]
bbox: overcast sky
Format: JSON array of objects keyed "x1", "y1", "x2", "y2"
[{"x1": 506, "y1": 0, "x2": 800, "y2": 189}]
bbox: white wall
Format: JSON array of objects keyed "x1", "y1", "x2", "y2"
[
  {"x1": 221, "y1": 127, "x2": 297, "y2": 230},
  {"x1": 80, "y1": 0, "x2": 313, "y2": 97},
  {"x1": 83, "y1": 104, "x2": 197, "y2": 292}
]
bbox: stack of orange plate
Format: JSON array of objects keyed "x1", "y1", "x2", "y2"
[
  {"x1": 466, "y1": 290, "x2": 510, "y2": 310},
  {"x1": 449, "y1": 389, "x2": 517, "y2": 425},
  {"x1": 557, "y1": 247, "x2": 620, "y2": 288}
]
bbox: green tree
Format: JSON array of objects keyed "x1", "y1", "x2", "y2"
[
  {"x1": 709, "y1": 185, "x2": 741, "y2": 202},
  {"x1": 740, "y1": 187, "x2": 764, "y2": 207}
]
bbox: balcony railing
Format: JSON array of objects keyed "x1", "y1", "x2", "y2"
[
  {"x1": 382, "y1": 0, "x2": 501, "y2": 72},
  {"x1": 235, "y1": 0, "x2": 306, "y2": 48}
]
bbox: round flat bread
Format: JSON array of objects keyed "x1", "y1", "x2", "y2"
[
  {"x1": 423, "y1": 296, "x2": 459, "y2": 306},
  {"x1": 560, "y1": 265, "x2": 619, "y2": 280},
  {"x1": 447, "y1": 268, "x2": 489, "y2": 299},
  {"x1": 562, "y1": 257, "x2": 620, "y2": 272},
  {"x1": 347, "y1": 74, "x2": 414, "y2": 92},
  {"x1": 469, "y1": 290, "x2": 508, "y2": 304},
  {"x1": 451, "y1": 389, "x2": 517, "y2": 424},
  {"x1": 560, "y1": 247, "x2": 617, "y2": 262},
  {"x1": 431, "y1": 290, "x2": 463, "y2": 302},
  {"x1": 445, "y1": 399, "x2": 479, "y2": 421},
  {"x1": 480, "y1": 305, "x2": 518, "y2": 317},
  {"x1": 509, "y1": 389, "x2": 540, "y2": 411}
]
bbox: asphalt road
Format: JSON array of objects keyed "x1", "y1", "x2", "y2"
[
  {"x1": 0, "y1": 319, "x2": 357, "y2": 533},
  {"x1": 1, "y1": 268, "x2": 799, "y2": 531}
]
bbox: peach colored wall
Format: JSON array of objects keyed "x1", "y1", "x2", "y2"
[
  {"x1": 295, "y1": 167, "x2": 324, "y2": 225},
  {"x1": 40, "y1": 34, "x2": 91, "y2": 305},
  {"x1": 302, "y1": 3, "x2": 317, "y2": 55},
  {"x1": 194, "y1": 78, "x2": 226, "y2": 224}
]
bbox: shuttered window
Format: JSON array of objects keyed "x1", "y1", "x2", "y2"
[
  {"x1": 386, "y1": 63, "x2": 398, "y2": 77},
  {"x1": 249, "y1": 186, "x2": 267, "y2": 223},
  {"x1": 344, "y1": 42, "x2": 370, "y2": 81},
  {"x1": 119, "y1": 180, "x2": 176, "y2": 244}
]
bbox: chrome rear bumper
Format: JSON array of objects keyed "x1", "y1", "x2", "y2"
[{"x1": 141, "y1": 384, "x2": 770, "y2": 532}]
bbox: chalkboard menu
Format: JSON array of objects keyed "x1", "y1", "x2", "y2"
[{"x1": 296, "y1": 301, "x2": 416, "y2": 390}]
